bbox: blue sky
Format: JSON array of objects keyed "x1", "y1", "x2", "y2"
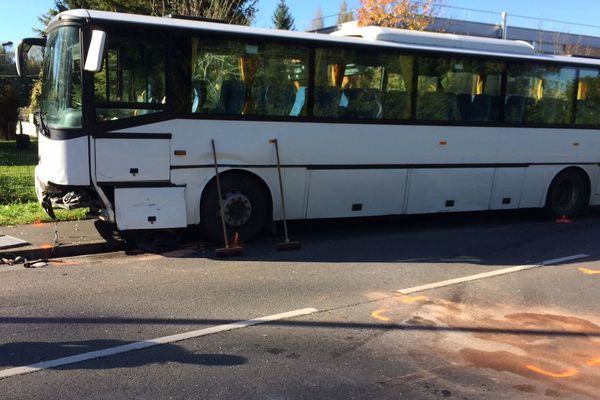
[{"x1": 2, "y1": 0, "x2": 600, "y2": 48}]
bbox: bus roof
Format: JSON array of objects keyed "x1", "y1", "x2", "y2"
[
  {"x1": 54, "y1": 9, "x2": 600, "y2": 68},
  {"x1": 331, "y1": 23, "x2": 535, "y2": 55}
]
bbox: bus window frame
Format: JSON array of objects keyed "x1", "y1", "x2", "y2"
[
  {"x1": 86, "y1": 23, "x2": 172, "y2": 131},
  {"x1": 74, "y1": 18, "x2": 600, "y2": 134}
]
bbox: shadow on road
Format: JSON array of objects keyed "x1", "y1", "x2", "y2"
[
  {"x1": 125, "y1": 208, "x2": 600, "y2": 267},
  {"x1": 1, "y1": 318, "x2": 599, "y2": 370},
  {"x1": 0, "y1": 338, "x2": 247, "y2": 370}
]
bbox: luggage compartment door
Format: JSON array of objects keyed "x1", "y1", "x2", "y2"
[
  {"x1": 115, "y1": 187, "x2": 187, "y2": 230},
  {"x1": 95, "y1": 137, "x2": 170, "y2": 182}
]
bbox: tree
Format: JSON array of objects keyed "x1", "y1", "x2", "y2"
[
  {"x1": 357, "y1": 0, "x2": 436, "y2": 30},
  {"x1": 309, "y1": 5, "x2": 324, "y2": 31},
  {"x1": 0, "y1": 82, "x2": 20, "y2": 139},
  {"x1": 272, "y1": 0, "x2": 294, "y2": 30},
  {"x1": 336, "y1": 0, "x2": 353, "y2": 25},
  {"x1": 38, "y1": 0, "x2": 258, "y2": 30},
  {"x1": 0, "y1": 48, "x2": 21, "y2": 138}
]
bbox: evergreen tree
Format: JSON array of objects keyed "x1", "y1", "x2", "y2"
[
  {"x1": 272, "y1": 0, "x2": 295, "y2": 30},
  {"x1": 337, "y1": 0, "x2": 354, "y2": 25}
]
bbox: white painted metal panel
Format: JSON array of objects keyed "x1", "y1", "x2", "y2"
[
  {"x1": 95, "y1": 139, "x2": 170, "y2": 182},
  {"x1": 118, "y1": 119, "x2": 600, "y2": 220},
  {"x1": 406, "y1": 168, "x2": 494, "y2": 214},
  {"x1": 306, "y1": 169, "x2": 407, "y2": 219},
  {"x1": 490, "y1": 168, "x2": 526, "y2": 209},
  {"x1": 36, "y1": 134, "x2": 90, "y2": 186},
  {"x1": 115, "y1": 187, "x2": 187, "y2": 230},
  {"x1": 519, "y1": 165, "x2": 564, "y2": 208}
]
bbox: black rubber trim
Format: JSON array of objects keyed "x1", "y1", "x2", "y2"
[
  {"x1": 100, "y1": 181, "x2": 176, "y2": 188},
  {"x1": 94, "y1": 133, "x2": 172, "y2": 139},
  {"x1": 171, "y1": 162, "x2": 599, "y2": 170},
  {"x1": 45, "y1": 128, "x2": 89, "y2": 140},
  {"x1": 95, "y1": 101, "x2": 165, "y2": 110}
]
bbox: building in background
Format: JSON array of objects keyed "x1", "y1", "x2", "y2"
[{"x1": 310, "y1": 7, "x2": 600, "y2": 58}]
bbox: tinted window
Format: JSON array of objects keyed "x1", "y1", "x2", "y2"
[
  {"x1": 416, "y1": 56, "x2": 503, "y2": 122},
  {"x1": 191, "y1": 38, "x2": 309, "y2": 117},
  {"x1": 505, "y1": 63, "x2": 576, "y2": 124},
  {"x1": 94, "y1": 38, "x2": 166, "y2": 121},
  {"x1": 314, "y1": 48, "x2": 412, "y2": 120},
  {"x1": 575, "y1": 68, "x2": 600, "y2": 125}
]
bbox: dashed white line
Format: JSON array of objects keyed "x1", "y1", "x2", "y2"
[
  {"x1": 0, "y1": 307, "x2": 318, "y2": 380},
  {"x1": 398, "y1": 254, "x2": 589, "y2": 295}
]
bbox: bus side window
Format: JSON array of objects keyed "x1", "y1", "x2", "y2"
[
  {"x1": 416, "y1": 55, "x2": 502, "y2": 123},
  {"x1": 314, "y1": 48, "x2": 401, "y2": 120},
  {"x1": 575, "y1": 68, "x2": 600, "y2": 125},
  {"x1": 94, "y1": 38, "x2": 166, "y2": 122},
  {"x1": 505, "y1": 63, "x2": 576, "y2": 125},
  {"x1": 191, "y1": 38, "x2": 309, "y2": 117},
  {"x1": 381, "y1": 58, "x2": 413, "y2": 121},
  {"x1": 416, "y1": 56, "x2": 459, "y2": 122}
]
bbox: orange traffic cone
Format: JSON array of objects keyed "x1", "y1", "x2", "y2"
[
  {"x1": 556, "y1": 215, "x2": 571, "y2": 224},
  {"x1": 231, "y1": 231, "x2": 243, "y2": 247}
]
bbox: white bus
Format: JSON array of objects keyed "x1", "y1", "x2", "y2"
[{"x1": 17, "y1": 10, "x2": 600, "y2": 242}]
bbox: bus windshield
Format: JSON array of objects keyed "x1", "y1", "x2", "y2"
[{"x1": 40, "y1": 26, "x2": 83, "y2": 129}]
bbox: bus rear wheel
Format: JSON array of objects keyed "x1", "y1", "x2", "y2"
[
  {"x1": 200, "y1": 174, "x2": 268, "y2": 243},
  {"x1": 544, "y1": 169, "x2": 589, "y2": 219}
]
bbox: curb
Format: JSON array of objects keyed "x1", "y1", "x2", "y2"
[{"x1": 0, "y1": 241, "x2": 123, "y2": 262}]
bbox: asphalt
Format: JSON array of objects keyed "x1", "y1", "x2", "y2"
[
  {"x1": 0, "y1": 210, "x2": 599, "y2": 399},
  {"x1": 0, "y1": 219, "x2": 124, "y2": 262}
]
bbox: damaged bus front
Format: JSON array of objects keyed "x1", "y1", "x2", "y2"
[{"x1": 18, "y1": 20, "x2": 104, "y2": 219}]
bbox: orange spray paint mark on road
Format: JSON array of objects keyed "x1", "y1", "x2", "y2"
[
  {"x1": 397, "y1": 295, "x2": 428, "y2": 304},
  {"x1": 371, "y1": 309, "x2": 391, "y2": 322},
  {"x1": 526, "y1": 364, "x2": 578, "y2": 378},
  {"x1": 585, "y1": 356, "x2": 600, "y2": 366},
  {"x1": 51, "y1": 261, "x2": 80, "y2": 267},
  {"x1": 38, "y1": 243, "x2": 53, "y2": 249},
  {"x1": 578, "y1": 268, "x2": 600, "y2": 275}
]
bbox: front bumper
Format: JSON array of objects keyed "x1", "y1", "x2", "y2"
[{"x1": 35, "y1": 168, "x2": 100, "y2": 218}]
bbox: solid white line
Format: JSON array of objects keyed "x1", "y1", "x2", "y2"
[
  {"x1": 398, "y1": 254, "x2": 589, "y2": 295},
  {"x1": 0, "y1": 307, "x2": 318, "y2": 380}
]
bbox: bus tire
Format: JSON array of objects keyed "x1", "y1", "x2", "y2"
[
  {"x1": 200, "y1": 173, "x2": 268, "y2": 243},
  {"x1": 544, "y1": 169, "x2": 589, "y2": 219}
]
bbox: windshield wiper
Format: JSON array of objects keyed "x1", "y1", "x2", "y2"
[{"x1": 36, "y1": 111, "x2": 50, "y2": 137}]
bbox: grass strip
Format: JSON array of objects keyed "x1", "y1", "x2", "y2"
[{"x1": 0, "y1": 202, "x2": 89, "y2": 226}]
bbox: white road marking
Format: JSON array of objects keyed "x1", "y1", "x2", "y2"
[
  {"x1": 0, "y1": 307, "x2": 318, "y2": 380},
  {"x1": 398, "y1": 254, "x2": 589, "y2": 295}
]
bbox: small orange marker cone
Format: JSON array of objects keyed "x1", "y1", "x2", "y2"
[
  {"x1": 556, "y1": 215, "x2": 571, "y2": 224},
  {"x1": 231, "y1": 231, "x2": 243, "y2": 247}
]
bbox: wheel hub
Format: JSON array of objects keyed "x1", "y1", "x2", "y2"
[{"x1": 221, "y1": 191, "x2": 252, "y2": 227}]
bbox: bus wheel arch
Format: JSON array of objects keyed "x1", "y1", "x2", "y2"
[
  {"x1": 200, "y1": 169, "x2": 273, "y2": 243},
  {"x1": 544, "y1": 166, "x2": 591, "y2": 219}
]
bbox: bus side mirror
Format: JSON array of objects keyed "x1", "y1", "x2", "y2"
[
  {"x1": 16, "y1": 37, "x2": 45, "y2": 77},
  {"x1": 84, "y1": 30, "x2": 106, "y2": 72}
]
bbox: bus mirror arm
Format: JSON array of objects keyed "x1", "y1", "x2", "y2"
[
  {"x1": 84, "y1": 30, "x2": 106, "y2": 72},
  {"x1": 15, "y1": 37, "x2": 46, "y2": 77}
]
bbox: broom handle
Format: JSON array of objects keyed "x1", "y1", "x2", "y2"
[
  {"x1": 270, "y1": 139, "x2": 289, "y2": 242},
  {"x1": 211, "y1": 139, "x2": 230, "y2": 247}
]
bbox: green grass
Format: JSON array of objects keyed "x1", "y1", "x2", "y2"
[
  {"x1": 0, "y1": 202, "x2": 88, "y2": 226},
  {"x1": 0, "y1": 140, "x2": 38, "y2": 166},
  {"x1": 0, "y1": 140, "x2": 89, "y2": 226},
  {"x1": 0, "y1": 165, "x2": 37, "y2": 204}
]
